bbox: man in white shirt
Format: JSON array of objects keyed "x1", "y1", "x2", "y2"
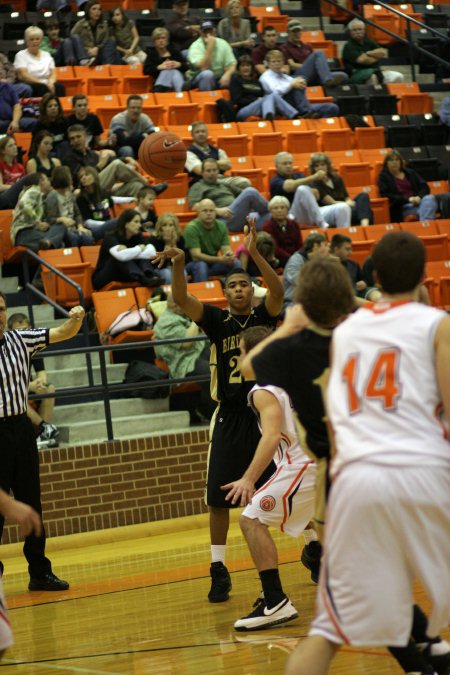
[{"x1": 260, "y1": 50, "x2": 339, "y2": 119}]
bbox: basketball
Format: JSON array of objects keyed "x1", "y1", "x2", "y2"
[{"x1": 138, "y1": 131, "x2": 187, "y2": 181}]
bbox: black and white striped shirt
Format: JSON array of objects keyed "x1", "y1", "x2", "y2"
[{"x1": 0, "y1": 329, "x2": 49, "y2": 417}]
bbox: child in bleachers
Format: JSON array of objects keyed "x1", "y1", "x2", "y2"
[
  {"x1": 235, "y1": 231, "x2": 279, "y2": 277},
  {"x1": 76, "y1": 165, "x2": 118, "y2": 240},
  {"x1": 41, "y1": 17, "x2": 95, "y2": 67},
  {"x1": 46, "y1": 165, "x2": 95, "y2": 246},
  {"x1": 134, "y1": 186, "x2": 157, "y2": 231},
  {"x1": 108, "y1": 7, "x2": 147, "y2": 65}
]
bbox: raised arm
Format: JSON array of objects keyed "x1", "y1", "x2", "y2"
[
  {"x1": 221, "y1": 389, "x2": 282, "y2": 506},
  {"x1": 153, "y1": 247, "x2": 204, "y2": 322},
  {"x1": 49, "y1": 306, "x2": 85, "y2": 343},
  {"x1": 244, "y1": 218, "x2": 283, "y2": 317}
]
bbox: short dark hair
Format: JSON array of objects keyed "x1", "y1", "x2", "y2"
[
  {"x1": 295, "y1": 258, "x2": 354, "y2": 327},
  {"x1": 202, "y1": 157, "x2": 218, "y2": 171},
  {"x1": 224, "y1": 268, "x2": 252, "y2": 287},
  {"x1": 51, "y1": 165, "x2": 72, "y2": 190},
  {"x1": 127, "y1": 95, "x2": 143, "y2": 106},
  {"x1": 7, "y1": 312, "x2": 29, "y2": 331},
  {"x1": 303, "y1": 232, "x2": 327, "y2": 256},
  {"x1": 137, "y1": 186, "x2": 156, "y2": 201},
  {"x1": 372, "y1": 231, "x2": 425, "y2": 293},
  {"x1": 240, "y1": 325, "x2": 273, "y2": 352},
  {"x1": 72, "y1": 93, "x2": 88, "y2": 106},
  {"x1": 330, "y1": 234, "x2": 352, "y2": 251},
  {"x1": 263, "y1": 25, "x2": 277, "y2": 34},
  {"x1": 44, "y1": 17, "x2": 59, "y2": 30},
  {"x1": 68, "y1": 124, "x2": 87, "y2": 136}
]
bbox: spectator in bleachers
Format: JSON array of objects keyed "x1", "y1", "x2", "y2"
[
  {"x1": 63, "y1": 125, "x2": 148, "y2": 198},
  {"x1": 308, "y1": 152, "x2": 374, "y2": 226},
  {"x1": 71, "y1": 0, "x2": 121, "y2": 66},
  {"x1": 149, "y1": 212, "x2": 195, "y2": 283},
  {"x1": 283, "y1": 231, "x2": 329, "y2": 307},
  {"x1": 263, "y1": 195, "x2": 302, "y2": 267},
  {"x1": 186, "y1": 121, "x2": 250, "y2": 190},
  {"x1": 32, "y1": 94, "x2": 69, "y2": 159},
  {"x1": 26, "y1": 131, "x2": 62, "y2": 178},
  {"x1": 65, "y1": 94, "x2": 117, "y2": 150},
  {"x1": 230, "y1": 55, "x2": 299, "y2": 122},
  {"x1": 252, "y1": 25, "x2": 285, "y2": 76},
  {"x1": 330, "y1": 233, "x2": 381, "y2": 301},
  {"x1": 143, "y1": 27, "x2": 188, "y2": 93},
  {"x1": 109, "y1": 95, "x2": 155, "y2": 159},
  {"x1": 281, "y1": 20, "x2": 348, "y2": 86},
  {"x1": 0, "y1": 81, "x2": 37, "y2": 133},
  {"x1": 0, "y1": 52, "x2": 33, "y2": 99},
  {"x1": 377, "y1": 149, "x2": 450, "y2": 222},
  {"x1": 183, "y1": 198, "x2": 241, "y2": 280},
  {"x1": 187, "y1": 21, "x2": 237, "y2": 91},
  {"x1": 235, "y1": 230, "x2": 279, "y2": 276},
  {"x1": 217, "y1": 0, "x2": 255, "y2": 59},
  {"x1": 270, "y1": 151, "x2": 349, "y2": 228},
  {"x1": 45, "y1": 165, "x2": 94, "y2": 247},
  {"x1": 342, "y1": 19, "x2": 404, "y2": 85},
  {"x1": 260, "y1": 50, "x2": 340, "y2": 119},
  {"x1": 11, "y1": 172, "x2": 66, "y2": 251},
  {"x1": 187, "y1": 158, "x2": 269, "y2": 231},
  {"x1": 92, "y1": 209, "x2": 161, "y2": 289},
  {"x1": 0, "y1": 136, "x2": 25, "y2": 187},
  {"x1": 76, "y1": 165, "x2": 118, "y2": 239},
  {"x1": 108, "y1": 7, "x2": 147, "y2": 65},
  {"x1": 153, "y1": 295, "x2": 215, "y2": 422},
  {"x1": 165, "y1": 0, "x2": 202, "y2": 54},
  {"x1": 14, "y1": 26, "x2": 66, "y2": 98},
  {"x1": 41, "y1": 17, "x2": 95, "y2": 68},
  {"x1": 7, "y1": 312, "x2": 60, "y2": 449},
  {"x1": 135, "y1": 186, "x2": 158, "y2": 231}
]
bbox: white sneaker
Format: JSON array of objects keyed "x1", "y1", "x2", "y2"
[{"x1": 234, "y1": 596, "x2": 298, "y2": 631}]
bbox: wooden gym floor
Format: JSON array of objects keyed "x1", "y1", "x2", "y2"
[{"x1": 0, "y1": 513, "x2": 447, "y2": 674}]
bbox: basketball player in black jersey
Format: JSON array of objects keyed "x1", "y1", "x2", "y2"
[{"x1": 154, "y1": 220, "x2": 283, "y2": 602}]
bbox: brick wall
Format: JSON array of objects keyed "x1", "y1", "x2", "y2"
[{"x1": 3, "y1": 429, "x2": 209, "y2": 545}]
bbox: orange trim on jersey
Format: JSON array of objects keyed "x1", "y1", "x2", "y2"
[
  {"x1": 281, "y1": 462, "x2": 311, "y2": 533},
  {"x1": 362, "y1": 300, "x2": 413, "y2": 314},
  {"x1": 320, "y1": 572, "x2": 350, "y2": 644},
  {"x1": 280, "y1": 432, "x2": 292, "y2": 465}
]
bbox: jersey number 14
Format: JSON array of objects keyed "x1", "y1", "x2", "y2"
[{"x1": 342, "y1": 348, "x2": 401, "y2": 414}]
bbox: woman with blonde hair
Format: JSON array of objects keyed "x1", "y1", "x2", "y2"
[
  {"x1": 149, "y1": 212, "x2": 192, "y2": 283},
  {"x1": 217, "y1": 0, "x2": 254, "y2": 57},
  {"x1": 14, "y1": 26, "x2": 65, "y2": 97},
  {"x1": 143, "y1": 27, "x2": 188, "y2": 92}
]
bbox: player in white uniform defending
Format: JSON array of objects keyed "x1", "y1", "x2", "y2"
[
  {"x1": 286, "y1": 231, "x2": 450, "y2": 675},
  {"x1": 222, "y1": 326, "x2": 317, "y2": 631},
  {"x1": 0, "y1": 489, "x2": 41, "y2": 657}
]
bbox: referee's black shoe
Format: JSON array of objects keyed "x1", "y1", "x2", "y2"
[
  {"x1": 300, "y1": 541, "x2": 322, "y2": 584},
  {"x1": 208, "y1": 562, "x2": 231, "y2": 602},
  {"x1": 28, "y1": 572, "x2": 69, "y2": 592}
]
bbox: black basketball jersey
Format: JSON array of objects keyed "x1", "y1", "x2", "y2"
[
  {"x1": 252, "y1": 326, "x2": 332, "y2": 460},
  {"x1": 200, "y1": 302, "x2": 278, "y2": 408}
]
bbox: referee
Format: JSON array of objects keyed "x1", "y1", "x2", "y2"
[{"x1": 0, "y1": 290, "x2": 85, "y2": 591}]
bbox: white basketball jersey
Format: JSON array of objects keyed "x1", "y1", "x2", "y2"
[
  {"x1": 248, "y1": 384, "x2": 311, "y2": 466},
  {"x1": 328, "y1": 300, "x2": 450, "y2": 475}
]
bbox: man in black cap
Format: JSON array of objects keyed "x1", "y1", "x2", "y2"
[
  {"x1": 281, "y1": 20, "x2": 348, "y2": 86},
  {"x1": 165, "y1": 0, "x2": 202, "y2": 54},
  {"x1": 187, "y1": 21, "x2": 237, "y2": 90}
]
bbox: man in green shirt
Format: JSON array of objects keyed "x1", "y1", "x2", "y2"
[
  {"x1": 187, "y1": 158, "x2": 269, "y2": 232},
  {"x1": 187, "y1": 21, "x2": 236, "y2": 90},
  {"x1": 342, "y1": 18, "x2": 404, "y2": 84},
  {"x1": 184, "y1": 199, "x2": 241, "y2": 280}
]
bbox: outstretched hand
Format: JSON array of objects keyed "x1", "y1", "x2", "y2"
[
  {"x1": 152, "y1": 246, "x2": 185, "y2": 269},
  {"x1": 221, "y1": 477, "x2": 255, "y2": 507},
  {"x1": 243, "y1": 216, "x2": 258, "y2": 255}
]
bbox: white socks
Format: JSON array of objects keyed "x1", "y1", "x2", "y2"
[{"x1": 211, "y1": 545, "x2": 226, "y2": 564}]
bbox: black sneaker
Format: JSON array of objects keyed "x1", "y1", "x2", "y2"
[
  {"x1": 28, "y1": 572, "x2": 69, "y2": 591},
  {"x1": 417, "y1": 638, "x2": 450, "y2": 675},
  {"x1": 152, "y1": 182, "x2": 168, "y2": 196},
  {"x1": 208, "y1": 561, "x2": 231, "y2": 603},
  {"x1": 301, "y1": 540, "x2": 322, "y2": 583},
  {"x1": 234, "y1": 596, "x2": 298, "y2": 631}
]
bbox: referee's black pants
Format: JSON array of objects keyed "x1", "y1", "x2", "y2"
[{"x1": 0, "y1": 414, "x2": 52, "y2": 578}]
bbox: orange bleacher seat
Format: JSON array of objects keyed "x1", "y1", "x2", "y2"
[
  {"x1": 163, "y1": 174, "x2": 189, "y2": 199},
  {"x1": 273, "y1": 119, "x2": 312, "y2": 133},
  {"x1": 190, "y1": 89, "x2": 231, "y2": 103},
  {"x1": 320, "y1": 128, "x2": 354, "y2": 152},
  {"x1": 0, "y1": 210, "x2": 26, "y2": 264},
  {"x1": 285, "y1": 131, "x2": 319, "y2": 154},
  {"x1": 207, "y1": 122, "x2": 240, "y2": 140},
  {"x1": 230, "y1": 168, "x2": 266, "y2": 192},
  {"x1": 237, "y1": 120, "x2": 274, "y2": 136},
  {"x1": 39, "y1": 248, "x2": 92, "y2": 307},
  {"x1": 327, "y1": 150, "x2": 362, "y2": 166},
  {"x1": 340, "y1": 163, "x2": 373, "y2": 187},
  {"x1": 121, "y1": 74, "x2": 151, "y2": 94},
  {"x1": 118, "y1": 93, "x2": 155, "y2": 106},
  {"x1": 153, "y1": 91, "x2": 191, "y2": 105},
  {"x1": 252, "y1": 132, "x2": 284, "y2": 156},
  {"x1": 400, "y1": 221, "x2": 448, "y2": 260},
  {"x1": 167, "y1": 103, "x2": 201, "y2": 126},
  {"x1": 428, "y1": 181, "x2": 450, "y2": 195},
  {"x1": 186, "y1": 281, "x2": 227, "y2": 308},
  {"x1": 425, "y1": 259, "x2": 450, "y2": 306},
  {"x1": 95, "y1": 106, "x2": 123, "y2": 129},
  {"x1": 397, "y1": 93, "x2": 433, "y2": 114},
  {"x1": 229, "y1": 155, "x2": 254, "y2": 171},
  {"x1": 92, "y1": 288, "x2": 153, "y2": 346},
  {"x1": 386, "y1": 82, "x2": 420, "y2": 95},
  {"x1": 229, "y1": 233, "x2": 245, "y2": 253},
  {"x1": 56, "y1": 77, "x2": 83, "y2": 97},
  {"x1": 307, "y1": 40, "x2": 337, "y2": 58},
  {"x1": 308, "y1": 117, "x2": 344, "y2": 132},
  {"x1": 365, "y1": 223, "x2": 400, "y2": 241},
  {"x1": 350, "y1": 240, "x2": 375, "y2": 266},
  {"x1": 176, "y1": 212, "x2": 196, "y2": 228},
  {"x1": 354, "y1": 126, "x2": 386, "y2": 150},
  {"x1": 154, "y1": 197, "x2": 190, "y2": 216},
  {"x1": 400, "y1": 220, "x2": 439, "y2": 235},
  {"x1": 301, "y1": 30, "x2": 325, "y2": 41},
  {"x1": 80, "y1": 245, "x2": 100, "y2": 271},
  {"x1": 436, "y1": 219, "x2": 450, "y2": 240},
  {"x1": 346, "y1": 184, "x2": 379, "y2": 199},
  {"x1": 74, "y1": 65, "x2": 111, "y2": 78},
  {"x1": 14, "y1": 133, "x2": 32, "y2": 157},
  {"x1": 439, "y1": 277, "x2": 450, "y2": 310},
  {"x1": 141, "y1": 105, "x2": 166, "y2": 128},
  {"x1": 55, "y1": 66, "x2": 75, "y2": 78},
  {"x1": 253, "y1": 155, "x2": 277, "y2": 171},
  {"x1": 216, "y1": 135, "x2": 249, "y2": 157},
  {"x1": 260, "y1": 15, "x2": 289, "y2": 32},
  {"x1": 338, "y1": 226, "x2": 367, "y2": 243},
  {"x1": 124, "y1": 0, "x2": 155, "y2": 8},
  {"x1": 370, "y1": 198, "x2": 391, "y2": 225},
  {"x1": 87, "y1": 77, "x2": 120, "y2": 96}
]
